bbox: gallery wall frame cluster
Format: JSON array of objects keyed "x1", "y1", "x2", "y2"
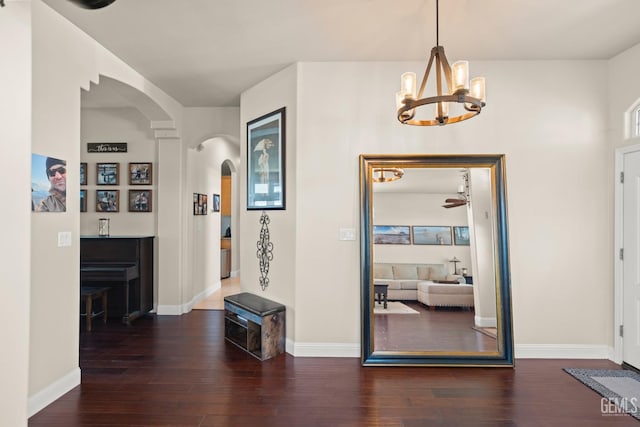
[
  {"x1": 80, "y1": 162, "x2": 153, "y2": 213},
  {"x1": 373, "y1": 225, "x2": 469, "y2": 245}
]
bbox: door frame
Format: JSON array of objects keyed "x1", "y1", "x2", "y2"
[{"x1": 614, "y1": 142, "x2": 640, "y2": 363}]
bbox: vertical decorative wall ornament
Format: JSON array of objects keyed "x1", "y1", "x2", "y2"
[{"x1": 257, "y1": 211, "x2": 274, "y2": 291}]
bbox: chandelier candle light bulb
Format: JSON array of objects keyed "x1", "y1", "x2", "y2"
[
  {"x1": 470, "y1": 77, "x2": 486, "y2": 103},
  {"x1": 451, "y1": 60, "x2": 469, "y2": 93},
  {"x1": 401, "y1": 72, "x2": 417, "y2": 99}
]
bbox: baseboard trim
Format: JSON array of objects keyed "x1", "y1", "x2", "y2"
[
  {"x1": 156, "y1": 304, "x2": 182, "y2": 315},
  {"x1": 28, "y1": 367, "x2": 81, "y2": 417},
  {"x1": 158, "y1": 282, "x2": 221, "y2": 315},
  {"x1": 515, "y1": 344, "x2": 613, "y2": 359},
  {"x1": 292, "y1": 342, "x2": 360, "y2": 358},
  {"x1": 474, "y1": 316, "x2": 497, "y2": 328}
]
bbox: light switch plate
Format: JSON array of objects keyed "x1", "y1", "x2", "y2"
[
  {"x1": 339, "y1": 228, "x2": 356, "y2": 241},
  {"x1": 57, "y1": 231, "x2": 72, "y2": 247}
]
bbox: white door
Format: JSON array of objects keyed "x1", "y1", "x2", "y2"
[{"x1": 623, "y1": 150, "x2": 640, "y2": 368}]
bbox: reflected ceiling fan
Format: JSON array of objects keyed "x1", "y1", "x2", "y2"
[
  {"x1": 442, "y1": 172, "x2": 469, "y2": 209},
  {"x1": 442, "y1": 196, "x2": 467, "y2": 209},
  {"x1": 67, "y1": 0, "x2": 116, "y2": 9}
]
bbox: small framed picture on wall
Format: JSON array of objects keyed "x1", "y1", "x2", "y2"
[
  {"x1": 129, "y1": 190, "x2": 152, "y2": 212},
  {"x1": 212, "y1": 194, "x2": 221, "y2": 212},
  {"x1": 80, "y1": 163, "x2": 87, "y2": 185},
  {"x1": 129, "y1": 162, "x2": 153, "y2": 185},
  {"x1": 96, "y1": 190, "x2": 119, "y2": 212},
  {"x1": 96, "y1": 163, "x2": 119, "y2": 185},
  {"x1": 80, "y1": 189, "x2": 87, "y2": 212}
]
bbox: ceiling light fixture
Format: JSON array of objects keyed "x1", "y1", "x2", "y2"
[
  {"x1": 396, "y1": 0, "x2": 486, "y2": 126},
  {"x1": 372, "y1": 168, "x2": 405, "y2": 183}
]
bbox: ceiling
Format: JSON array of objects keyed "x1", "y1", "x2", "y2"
[{"x1": 41, "y1": 0, "x2": 640, "y2": 108}]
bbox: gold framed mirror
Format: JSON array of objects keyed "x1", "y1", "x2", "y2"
[{"x1": 360, "y1": 154, "x2": 513, "y2": 366}]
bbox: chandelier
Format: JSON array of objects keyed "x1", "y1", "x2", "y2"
[
  {"x1": 372, "y1": 168, "x2": 404, "y2": 183},
  {"x1": 396, "y1": 0, "x2": 486, "y2": 126}
]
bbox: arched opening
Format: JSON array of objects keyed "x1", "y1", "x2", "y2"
[{"x1": 78, "y1": 75, "x2": 176, "y2": 336}]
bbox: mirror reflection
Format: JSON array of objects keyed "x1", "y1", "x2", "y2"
[{"x1": 360, "y1": 155, "x2": 513, "y2": 366}]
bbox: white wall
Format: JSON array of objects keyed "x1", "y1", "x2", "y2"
[
  {"x1": 240, "y1": 65, "x2": 298, "y2": 349},
  {"x1": 373, "y1": 192, "x2": 470, "y2": 271},
  {"x1": 185, "y1": 136, "x2": 240, "y2": 310},
  {"x1": 270, "y1": 59, "x2": 610, "y2": 355},
  {"x1": 80, "y1": 108, "x2": 157, "y2": 236},
  {"x1": 1, "y1": 2, "x2": 32, "y2": 425},
  {"x1": 28, "y1": 0, "x2": 184, "y2": 416}
]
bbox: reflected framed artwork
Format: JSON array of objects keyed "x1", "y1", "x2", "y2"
[
  {"x1": 373, "y1": 225, "x2": 411, "y2": 244},
  {"x1": 412, "y1": 226, "x2": 452, "y2": 245},
  {"x1": 247, "y1": 107, "x2": 286, "y2": 210},
  {"x1": 453, "y1": 226, "x2": 470, "y2": 245}
]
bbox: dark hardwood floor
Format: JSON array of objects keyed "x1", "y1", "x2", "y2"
[
  {"x1": 374, "y1": 301, "x2": 497, "y2": 352},
  {"x1": 29, "y1": 310, "x2": 637, "y2": 426}
]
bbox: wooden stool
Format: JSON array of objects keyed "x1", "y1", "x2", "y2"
[{"x1": 80, "y1": 286, "x2": 110, "y2": 332}]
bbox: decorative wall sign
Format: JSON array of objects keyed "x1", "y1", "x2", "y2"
[
  {"x1": 87, "y1": 142, "x2": 128, "y2": 153},
  {"x1": 257, "y1": 211, "x2": 274, "y2": 291},
  {"x1": 247, "y1": 107, "x2": 286, "y2": 210}
]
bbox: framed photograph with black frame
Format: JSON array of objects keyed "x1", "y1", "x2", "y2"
[
  {"x1": 246, "y1": 107, "x2": 286, "y2": 210},
  {"x1": 212, "y1": 193, "x2": 221, "y2": 212}
]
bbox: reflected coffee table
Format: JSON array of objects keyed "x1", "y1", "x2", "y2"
[{"x1": 374, "y1": 283, "x2": 388, "y2": 309}]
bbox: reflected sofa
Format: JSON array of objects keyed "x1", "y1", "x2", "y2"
[{"x1": 373, "y1": 263, "x2": 461, "y2": 299}]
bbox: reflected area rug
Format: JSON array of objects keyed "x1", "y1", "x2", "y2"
[
  {"x1": 373, "y1": 301, "x2": 419, "y2": 315},
  {"x1": 564, "y1": 368, "x2": 640, "y2": 420}
]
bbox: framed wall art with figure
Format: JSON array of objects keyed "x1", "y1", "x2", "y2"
[{"x1": 246, "y1": 107, "x2": 286, "y2": 210}]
